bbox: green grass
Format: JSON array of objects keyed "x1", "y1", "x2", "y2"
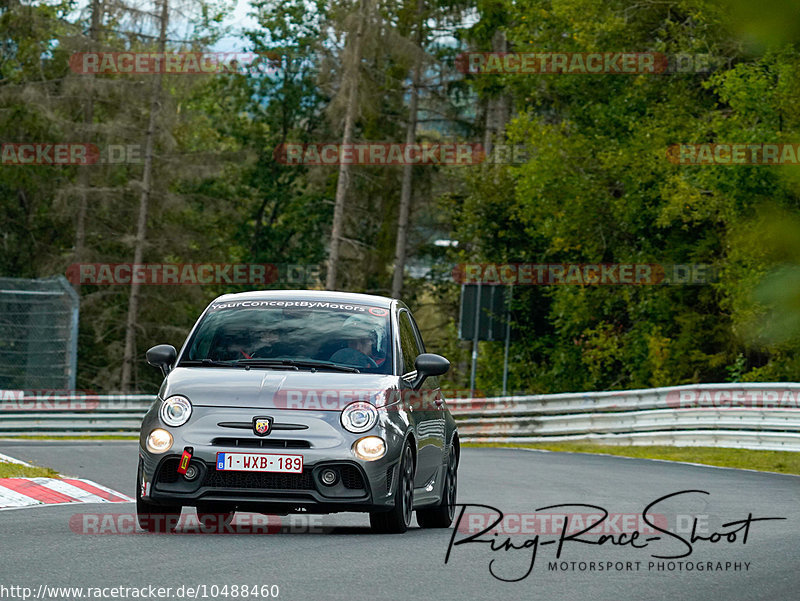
[
  {"x1": 464, "y1": 442, "x2": 800, "y2": 475},
  {"x1": 0, "y1": 462, "x2": 60, "y2": 478}
]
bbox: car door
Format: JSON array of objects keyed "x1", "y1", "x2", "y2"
[{"x1": 397, "y1": 309, "x2": 445, "y2": 488}]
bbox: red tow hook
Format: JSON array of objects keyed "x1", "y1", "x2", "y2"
[{"x1": 177, "y1": 446, "x2": 193, "y2": 474}]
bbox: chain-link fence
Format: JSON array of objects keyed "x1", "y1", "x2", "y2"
[{"x1": 0, "y1": 276, "x2": 79, "y2": 390}]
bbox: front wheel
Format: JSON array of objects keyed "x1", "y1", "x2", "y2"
[
  {"x1": 370, "y1": 442, "x2": 414, "y2": 534},
  {"x1": 417, "y1": 445, "x2": 457, "y2": 528},
  {"x1": 136, "y1": 461, "x2": 181, "y2": 533}
]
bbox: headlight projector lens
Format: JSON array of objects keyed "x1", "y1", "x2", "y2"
[
  {"x1": 160, "y1": 395, "x2": 192, "y2": 427},
  {"x1": 341, "y1": 401, "x2": 378, "y2": 433}
]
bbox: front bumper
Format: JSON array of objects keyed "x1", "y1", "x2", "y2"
[{"x1": 138, "y1": 405, "x2": 406, "y2": 514}]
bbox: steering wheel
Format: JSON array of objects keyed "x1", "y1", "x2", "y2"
[{"x1": 330, "y1": 347, "x2": 378, "y2": 368}]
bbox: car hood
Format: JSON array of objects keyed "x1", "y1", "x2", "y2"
[{"x1": 159, "y1": 367, "x2": 399, "y2": 409}]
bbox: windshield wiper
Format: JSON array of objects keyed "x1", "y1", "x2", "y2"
[
  {"x1": 235, "y1": 358, "x2": 360, "y2": 373},
  {"x1": 178, "y1": 359, "x2": 243, "y2": 368}
]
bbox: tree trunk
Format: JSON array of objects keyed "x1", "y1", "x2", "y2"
[
  {"x1": 74, "y1": 0, "x2": 102, "y2": 294},
  {"x1": 326, "y1": 0, "x2": 368, "y2": 291},
  {"x1": 120, "y1": 0, "x2": 168, "y2": 391},
  {"x1": 483, "y1": 30, "x2": 509, "y2": 156},
  {"x1": 390, "y1": 0, "x2": 424, "y2": 299}
]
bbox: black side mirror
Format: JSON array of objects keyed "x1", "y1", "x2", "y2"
[
  {"x1": 408, "y1": 353, "x2": 450, "y2": 389},
  {"x1": 146, "y1": 344, "x2": 177, "y2": 377}
]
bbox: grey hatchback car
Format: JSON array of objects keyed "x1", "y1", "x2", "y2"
[{"x1": 137, "y1": 290, "x2": 459, "y2": 533}]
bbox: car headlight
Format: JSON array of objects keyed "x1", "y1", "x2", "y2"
[
  {"x1": 159, "y1": 395, "x2": 192, "y2": 427},
  {"x1": 341, "y1": 401, "x2": 378, "y2": 433},
  {"x1": 353, "y1": 436, "x2": 386, "y2": 461},
  {"x1": 146, "y1": 428, "x2": 173, "y2": 454}
]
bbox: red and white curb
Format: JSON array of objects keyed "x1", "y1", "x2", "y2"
[
  {"x1": 0, "y1": 452, "x2": 133, "y2": 510},
  {"x1": 0, "y1": 477, "x2": 134, "y2": 509}
]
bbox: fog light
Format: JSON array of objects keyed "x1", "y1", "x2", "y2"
[
  {"x1": 353, "y1": 436, "x2": 386, "y2": 461},
  {"x1": 146, "y1": 428, "x2": 173, "y2": 454},
  {"x1": 320, "y1": 469, "x2": 338, "y2": 486},
  {"x1": 184, "y1": 464, "x2": 199, "y2": 481}
]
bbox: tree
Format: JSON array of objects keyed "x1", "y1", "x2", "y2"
[
  {"x1": 120, "y1": 0, "x2": 170, "y2": 391},
  {"x1": 391, "y1": 0, "x2": 425, "y2": 298},
  {"x1": 326, "y1": 0, "x2": 370, "y2": 290}
]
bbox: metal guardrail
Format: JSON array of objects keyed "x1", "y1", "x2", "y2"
[
  {"x1": 0, "y1": 384, "x2": 799, "y2": 451},
  {"x1": 453, "y1": 382, "x2": 800, "y2": 451},
  {"x1": 0, "y1": 394, "x2": 153, "y2": 437}
]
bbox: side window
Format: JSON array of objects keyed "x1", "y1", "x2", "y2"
[
  {"x1": 407, "y1": 312, "x2": 426, "y2": 353},
  {"x1": 409, "y1": 314, "x2": 439, "y2": 390},
  {"x1": 408, "y1": 312, "x2": 438, "y2": 389},
  {"x1": 398, "y1": 311, "x2": 421, "y2": 374}
]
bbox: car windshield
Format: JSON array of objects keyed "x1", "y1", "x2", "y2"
[{"x1": 180, "y1": 300, "x2": 393, "y2": 375}]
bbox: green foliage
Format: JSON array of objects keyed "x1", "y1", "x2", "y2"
[{"x1": 439, "y1": 0, "x2": 800, "y2": 393}]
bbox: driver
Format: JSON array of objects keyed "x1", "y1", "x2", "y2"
[{"x1": 329, "y1": 316, "x2": 385, "y2": 368}]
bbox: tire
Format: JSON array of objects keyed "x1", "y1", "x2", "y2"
[
  {"x1": 136, "y1": 461, "x2": 181, "y2": 533},
  {"x1": 370, "y1": 442, "x2": 414, "y2": 534},
  {"x1": 417, "y1": 445, "x2": 458, "y2": 529}
]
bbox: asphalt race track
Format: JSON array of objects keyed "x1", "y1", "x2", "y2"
[{"x1": 0, "y1": 442, "x2": 797, "y2": 601}]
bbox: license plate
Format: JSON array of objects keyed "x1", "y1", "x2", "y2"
[{"x1": 216, "y1": 452, "x2": 303, "y2": 473}]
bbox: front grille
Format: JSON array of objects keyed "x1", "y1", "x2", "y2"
[
  {"x1": 340, "y1": 465, "x2": 366, "y2": 490},
  {"x1": 156, "y1": 458, "x2": 181, "y2": 484},
  {"x1": 211, "y1": 437, "x2": 311, "y2": 449},
  {"x1": 202, "y1": 468, "x2": 314, "y2": 490}
]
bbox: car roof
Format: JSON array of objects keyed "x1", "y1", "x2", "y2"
[{"x1": 212, "y1": 289, "x2": 395, "y2": 309}]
